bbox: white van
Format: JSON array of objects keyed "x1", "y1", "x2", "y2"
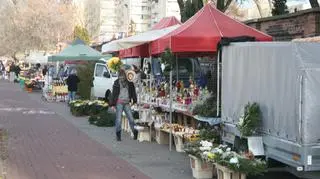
[{"x1": 91, "y1": 60, "x2": 117, "y2": 99}]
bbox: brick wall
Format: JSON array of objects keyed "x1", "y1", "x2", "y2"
[{"x1": 245, "y1": 8, "x2": 320, "y2": 41}]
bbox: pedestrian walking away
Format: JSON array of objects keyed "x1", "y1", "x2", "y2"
[{"x1": 109, "y1": 68, "x2": 138, "y2": 141}]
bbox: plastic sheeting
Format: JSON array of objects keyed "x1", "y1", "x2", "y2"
[{"x1": 222, "y1": 42, "x2": 320, "y2": 144}]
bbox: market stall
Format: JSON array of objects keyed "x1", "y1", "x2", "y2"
[
  {"x1": 122, "y1": 3, "x2": 272, "y2": 151},
  {"x1": 45, "y1": 38, "x2": 106, "y2": 102}
]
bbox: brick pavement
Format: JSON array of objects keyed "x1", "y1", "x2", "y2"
[{"x1": 0, "y1": 81, "x2": 150, "y2": 179}]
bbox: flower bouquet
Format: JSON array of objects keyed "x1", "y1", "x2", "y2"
[{"x1": 107, "y1": 57, "x2": 123, "y2": 72}]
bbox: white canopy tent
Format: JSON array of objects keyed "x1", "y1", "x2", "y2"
[
  {"x1": 25, "y1": 52, "x2": 48, "y2": 64},
  {"x1": 101, "y1": 25, "x2": 180, "y2": 53}
]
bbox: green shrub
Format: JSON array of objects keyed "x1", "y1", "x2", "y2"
[
  {"x1": 88, "y1": 110, "x2": 116, "y2": 127},
  {"x1": 76, "y1": 62, "x2": 96, "y2": 100}
]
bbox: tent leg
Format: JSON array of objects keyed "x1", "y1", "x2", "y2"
[
  {"x1": 169, "y1": 70, "x2": 173, "y2": 151},
  {"x1": 217, "y1": 50, "x2": 220, "y2": 117}
]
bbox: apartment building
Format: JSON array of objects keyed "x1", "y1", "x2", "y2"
[
  {"x1": 99, "y1": 0, "x2": 117, "y2": 41},
  {"x1": 81, "y1": 0, "x2": 180, "y2": 41},
  {"x1": 151, "y1": 0, "x2": 181, "y2": 26}
]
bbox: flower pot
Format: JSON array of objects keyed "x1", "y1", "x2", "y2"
[
  {"x1": 189, "y1": 154, "x2": 213, "y2": 179},
  {"x1": 215, "y1": 163, "x2": 246, "y2": 179},
  {"x1": 27, "y1": 88, "x2": 32, "y2": 93}
]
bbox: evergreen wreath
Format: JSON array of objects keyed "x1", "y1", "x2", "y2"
[{"x1": 237, "y1": 102, "x2": 261, "y2": 137}]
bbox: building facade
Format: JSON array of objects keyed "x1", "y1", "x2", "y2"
[
  {"x1": 81, "y1": 0, "x2": 180, "y2": 42},
  {"x1": 151, "y1": 0, "x2": 181, "y2": 26}
]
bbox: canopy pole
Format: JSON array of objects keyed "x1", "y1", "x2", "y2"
[
  {"x1": 176, "y1": 55, "x2": 178, "y2": 82},
  {"x1": 217, "y1": 49, "x2": 221, "y2": 117},
  {"x1": 169, "y1": 69, "x2": 173, "y2": 151}
]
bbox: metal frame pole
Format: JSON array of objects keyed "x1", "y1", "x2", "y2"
[
  {"x1": 217, "y1": 50, "x2": 220, "y2": 117},
  {"x1": 169, "y1": 69, "x2": 173, "y2": 151}
]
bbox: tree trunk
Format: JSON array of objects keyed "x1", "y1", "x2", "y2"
[
  {"x1": 309, "y1": 0, "x2": 320, "y2": 8},
  {"x1": 253, "y1": 0, "x2": 263, "y2": 17},
  {"x1": 177, "y1": 0, "x2": 185, "y2": 22}
]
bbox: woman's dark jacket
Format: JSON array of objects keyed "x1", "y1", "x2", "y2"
[
  {"x1": 109, "y1": 79, "x2": 137, "y2": 106},
  {"x1": 66, "y1": 74, "x2": 80, "y2": 91}
]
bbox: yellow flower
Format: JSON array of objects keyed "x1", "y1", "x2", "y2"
[
  {"x1": 113, "y1": 57, "x2": 120, "y2": 64},
  {"x1": 207, "y1": 152, "x2": 215, "y2": 159}
]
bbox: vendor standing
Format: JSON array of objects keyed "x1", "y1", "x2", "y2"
[{"x1": 66, "y1": 69, "x2": 80, "y2": 102}]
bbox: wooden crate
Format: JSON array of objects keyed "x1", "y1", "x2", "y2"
[
  {"x1": 216, "y1": 164, "x2": 246, "y2": 179},
  {"x1": 155, "y1": 129, "x2": 169, "y2": 145},
  {"x1": 137, "y1": 127, "x2": 151, "y2": 142},
  {"x1": 189, "y1": 155, "x2": 213, "y2": 179},
  {"x1": 173, "y1": 134, "x2": 184, "y2": 152}
]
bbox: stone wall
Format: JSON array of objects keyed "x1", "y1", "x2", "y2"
[{"x1": 245, "y1": 8, "x2": 320, "y2": 41}]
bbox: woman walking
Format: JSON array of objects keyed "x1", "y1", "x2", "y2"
[
  {"x1": 66, "y1": 69, "x2": 80, "y2": 102},
  {"x1": 109, "y1": 69, "x2": 138, "y2": 141}
]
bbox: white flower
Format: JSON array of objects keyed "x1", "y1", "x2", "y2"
[
  {"x1": 199, "y1": 146, "x2": 211, "y2": 151},
  {"x1": 229, "y1": 157, "x2": 239, "y2": 164},
  {"x1": 200, "y1": 140, "x2": 213, "y2": 148},
  {"x1": 239, "y1": 116, "x2": 244, "y2": 126},
  {"x1": 217, "y1": 149, "x2": 223, "y2": 154},
  {"x1": 226, "y1": 148, "x2": 231, "y2": 152}
]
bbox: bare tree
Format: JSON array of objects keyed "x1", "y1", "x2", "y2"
[
  {"x1": 74, "y1": 0, "x2": 101, "y2": 40},
  {"x1": 0, "y1": 0, "x2": 75, "y2": 56}
]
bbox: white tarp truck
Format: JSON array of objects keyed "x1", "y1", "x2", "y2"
[{"x1": 221, "y1": 42, "x2": 320, "y2": 178}]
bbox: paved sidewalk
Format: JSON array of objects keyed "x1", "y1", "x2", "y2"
[
  {"x1": 0, "y1": 81, "x2": 151, "y2": 179},
  {"x1": 29, "y1": 87, "x2": 192, "y2": 179}
]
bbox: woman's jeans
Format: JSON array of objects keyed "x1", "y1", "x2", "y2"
[
  {"x1": 115, "y1": 103, "x2": 135, "y2": 133},
  {"x1": 68, "y1": 91, "x2": 76, "y2": 101}
]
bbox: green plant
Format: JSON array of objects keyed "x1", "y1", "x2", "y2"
[
  {"x1": 202, "y1": 145, "x2": 267, "y2": 176},
  {"x1": 88, "y1": 110, "x2": 116, "y2": 127},
  {"x1": 160, "y1": 48, "x2": 175, "y2": 75},
  {"x1": 237, "y1": 103, "x2": 261, "y2": 137},
  {"x1": 69, "y1": 100, "x2": 108, "y2": 117},
  {"x1": 199, "y1": 127, "x2": 220, "y2": 143},
  {"x1": 74, "y1": 25, "x2": 91, "y2": 44},
  {"x1": 184, "y1": 140, "x2": 203, "y2": 158},
  {"x1": 76, "y1": 62, "x2": 95, "y2": 99},
  {"x1": 192, "y1": 94, "x2": 217, "y2": 117},
  {"x1": 271, "y1": 0, "x2": 289, "y2": 16}
]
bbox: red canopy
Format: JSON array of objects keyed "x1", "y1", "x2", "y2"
[
  {"x1": 119, "y1": 16, "x2": 181, "y2": 58},
  {"x1": 151, "y1": 16, "x2": 182, "y2": 30},
  {"x1": 151, "y1": 3, "x2": 272, "y2": 55}
]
